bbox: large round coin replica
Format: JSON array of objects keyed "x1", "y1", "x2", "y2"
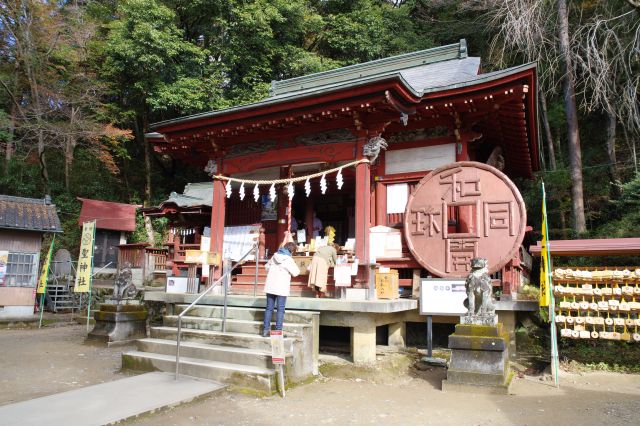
[{"x1": 404, "y1": 161, "x2": 526, "y2": 278}]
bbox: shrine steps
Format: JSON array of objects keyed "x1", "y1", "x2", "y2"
[
  {"x1": 122, "y1": 305, "x2": 319, "y2": 395},
  {"x1": 122, "y1": 351, "x2": 277, "y2": 393}
]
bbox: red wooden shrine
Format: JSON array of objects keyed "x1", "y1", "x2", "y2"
[{"x1": 145, "y1": 40, "x2": 539, "y2": 293}]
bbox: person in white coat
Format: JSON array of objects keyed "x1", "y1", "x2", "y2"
[{"x1": 262, "y1": 242, "x2": 300, "y2": 337}]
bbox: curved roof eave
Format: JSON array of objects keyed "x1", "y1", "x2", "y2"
[{"x1": 148, "y1": 62, "x2": 536, "y2": 137}]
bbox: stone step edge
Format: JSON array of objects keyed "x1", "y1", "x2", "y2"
[
  {"x1": 151, "y1": 326, "x2": 302, "y2": 340},
  {"x1": 123, "y1": 351, "x2": 277, "y2": 376},
  {"x1": 139, "y1": 338, "x2": 293, "y2": 358},
  {"x1": 173, "y1": 304, "x2": 319, "y2": 316},
  {"x1": 165, "y1": 315, "x2": 311, "y2": 329}
]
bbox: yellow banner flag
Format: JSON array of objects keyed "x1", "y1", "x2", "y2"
[
  {"x1": 36, "y1": 237, "x2": 55, "y2": 294},
  {"x1": 74, "y1": 221, "x2": 96, "y2": 293},
  {"x1": 539, "y1": 187, "x2": 551, "y2": 307}
]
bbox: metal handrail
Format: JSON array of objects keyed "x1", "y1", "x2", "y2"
[{"x1": 175, "y1": 243, "x2": 258, "y2": 380}]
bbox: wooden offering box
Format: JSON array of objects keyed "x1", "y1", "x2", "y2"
[{"x1": 376, "y1": 270, "x2": 399, "y2": 299}]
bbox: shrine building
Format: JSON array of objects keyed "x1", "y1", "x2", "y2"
[{"x1": 137, "y1": 40, "x2": 539, "y2": 365}]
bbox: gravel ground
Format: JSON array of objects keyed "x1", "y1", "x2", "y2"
[{"x1": 1, "y1": 323, "x2": 639, "y2": 425}]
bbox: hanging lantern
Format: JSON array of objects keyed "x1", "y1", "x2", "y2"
[
  {"x1": 269, "y1": 183, "x2": 276, "y2": 202},
  {"x1": 253, "y1": 184, "x2": 260, "y2": 202},
  {"x1": 336, "y1": 168, "x2": 343, "y2": 190},
  {"x1": 225, "y1": 180, "x2": 232, "y2": 198},
  {"x1": 287, "y1": 181, "x2": 294, "y2": 200},
  {"x1": 304, "y1": 178, "x2": 311, "y2": 197},
  {"x1": 239, "y1": 182, "x2": 245, "y2": 200},
  {"x1": 320, "y1": 173, "x2": 327, "y2": 194}
]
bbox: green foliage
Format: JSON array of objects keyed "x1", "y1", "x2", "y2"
[
  {"x1": 130, "y1": 213, "x2": 169, "y2": 246},
  {"x1": 560, "y1": 340, "x2": 640, "y2": 373},
  {"x1": 100, "y1": 0, "x2": 212, "y2": 118}
]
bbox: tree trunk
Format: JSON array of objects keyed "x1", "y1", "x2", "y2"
[
  {"x1": 539, "y1": 89, "x2": 557, "y2": 170},
  {"x1": 64, "y1": 136, "x2": 73, "y2": 192},
  {"x1": 621, "y1": 126, "x2": 637, "y2": 175},
  {"x1": 559, "y1": 210, "x2": 568, "y2": 239},
  {"x1": 557, "y1": 0, "x2": 586, "y2": 233},
  {"x1": 144, "y1": 215, "x2": 156, "y2": 246},
  {"x1": 6, "y1": 103, "x2": 15, "y2": 168},
  {"x1": 37, "y1": 129, "x2": 49, "y2": 192},
  {"x1": 606, "y1": 108, "x2": 621, "y2": 198},
  {"x1": 134, "y1": 112, "x2": 155, "y2": 245}
]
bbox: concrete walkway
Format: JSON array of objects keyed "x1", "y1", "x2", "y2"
[{"x1": 0, "y1": 372, "x2": 225, "y2": 426}]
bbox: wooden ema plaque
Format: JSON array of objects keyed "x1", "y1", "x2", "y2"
[{"x1": 404, "y1": 162, "x2": 526, "y2": 278}]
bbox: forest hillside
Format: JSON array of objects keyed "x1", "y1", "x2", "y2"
[{"x1": 1, "y1": 0, "x2": 639, "y2": 257}]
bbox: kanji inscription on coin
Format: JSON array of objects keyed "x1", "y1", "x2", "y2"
[{"x1": 404, "y1": 161, "x2": 526, "y2": 278}]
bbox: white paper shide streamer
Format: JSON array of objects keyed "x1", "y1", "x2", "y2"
[
  {"x1": 239, "y1": 182, "x2": 245, "y2": 200},
  {"x1": 269, "y1": 183, "x2": 276, "y2": 202},
  {"x1": 336, "y1": 168, "x2": 343, "y2": 190},
  {"x1": 253, "y1": 184, "x2": 260, "y2": 202},
  {"x1": 320, "y1": 173, "x2": 327, "y2": 194},
  {"x1": 225, "y1": 180, "x2": 232, "y2": 198},
  {"x1": 287, "y1": 182, "x2": 294, "y2": 200},
  {"x1": 304, "y1": 178, "x2": 311, "y2": 197}
]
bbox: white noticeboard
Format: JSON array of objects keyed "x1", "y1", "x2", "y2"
[
  {"x1": 333, "y1": 264, "x2": 352, "y2": 287},
  {"x1": 419, "y1": 278, "x2": 467, "y2": 316},
  {"x1": 385, "y1": 143, "x2": 456, "y2": 174},
  {"x1": 386, "y1": 183, "x2": 408, "y2": 214},
  {"x1": 166, "y1": 277, "x2": 189, "y2": 294}
]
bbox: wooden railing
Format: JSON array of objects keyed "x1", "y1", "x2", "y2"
[
  {"x1": 117, "y1": 243, "x2": 149, "y2": 269},
  {"x1": 145, "y1": 247, "x2": 168, "y2": 273}
]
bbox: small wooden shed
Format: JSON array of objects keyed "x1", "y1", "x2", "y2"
[{"x1": 0, "y1": 195, "x2": 61, "y2": 318}]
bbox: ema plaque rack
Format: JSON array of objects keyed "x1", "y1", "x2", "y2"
[{"x1": 553, "y1": 267, "x2": 640, "y2": 342}]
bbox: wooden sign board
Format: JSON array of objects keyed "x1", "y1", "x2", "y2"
[
  {"x1": 270, "y1": 330, "x2": 285, "y2": 364},
  {"x1": 185, "y1": 250, "x2": 220, "y2": 265}
]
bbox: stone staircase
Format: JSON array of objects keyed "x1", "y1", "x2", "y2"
[
  {"x1": 231, "y1": 261, "x2": 335, "y2": 297},
  {"x1": 45, "y1": 282, "x2": 77, "y2": 312},
  {"x1": 122, "y1": 304, "x2": 319, "y2": 394}
]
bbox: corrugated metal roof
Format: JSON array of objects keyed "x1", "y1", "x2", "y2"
[
  {"x1": 530, "y1": 238, "x2": 640, "y2": 257},
  {"x1": 0, "y1": 195, "x2": 62, "y2": 233},
  {"x1": 78, "y1": 198, "x2": 141, "y2": 232},
  {"x1": 163, "y1": 182, "x2": 213, "y2": 208}
]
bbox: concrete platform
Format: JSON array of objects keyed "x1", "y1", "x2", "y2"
[
  {"x1": 0, "y1": 372, "x2": 225, "y2": 426},
  {"x1": 145, "y1": 292, "x2": 418, "y2": 313}
]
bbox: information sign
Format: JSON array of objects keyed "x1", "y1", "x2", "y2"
[{"x1": 420, "y1": 278, "x2": 467, "y2": 316}]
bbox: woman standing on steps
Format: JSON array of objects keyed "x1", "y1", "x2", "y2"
[{"x1": 262, "y1": 242, "x2": 300, "y2": 337}]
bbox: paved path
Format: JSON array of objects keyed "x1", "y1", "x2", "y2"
[{"x1": 0, "y1": 372, "x2": 224, "y2": 426}]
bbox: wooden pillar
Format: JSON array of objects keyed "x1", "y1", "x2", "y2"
[
  {"x1": 210, "y1": 160, "x2": 226, "y2": 279},
  {"x1": 305, "y1": 196, "x2": 314, "y2": 242},
  {"x1": 375, "y1": 182, "x2": 386, "y2": 226},
  {"x1": 374, "y1": 153, "x2": 386, "y2": 227},
  {"x1": 258, "y1": 227, "x2": 266, "y2": 260},
  {"x1": 276, "y1": 166, "x2": 290, "y2": 245},
  {"x1": 455, "y1": 131, "x2": 469, "y2": 161},
  {"x1": 355, "y1": 137, "x2": 371, "y2": 264}
]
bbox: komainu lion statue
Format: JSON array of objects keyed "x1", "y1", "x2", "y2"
[
  {"x1": 113, "y1": 262, "x2": 137, "y2": 301},
  {"x1": 463, "y1": 257, "x2": 496, "y2": 324}
]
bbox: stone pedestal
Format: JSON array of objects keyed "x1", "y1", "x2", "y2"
[
  {"x1": 86, "y1": 300, "x2": 148, "y2": 346},
  {"x1": 442, "y1": 323, "x2": 513, "y2": 394}
]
